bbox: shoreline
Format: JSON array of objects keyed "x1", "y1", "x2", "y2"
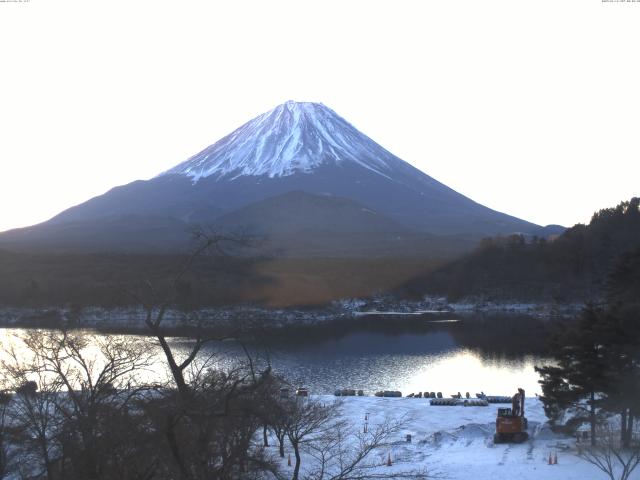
[{"x1": 0, "y1": 297, "x2": 583, "y2": 335}]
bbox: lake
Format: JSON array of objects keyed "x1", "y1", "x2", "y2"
[{"x1": 0, "y1": 313, "x2": 553, "y2": 396}]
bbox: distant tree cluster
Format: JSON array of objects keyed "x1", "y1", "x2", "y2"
[{"x1": 402, "y1": 197, "x2": 640, "y2": 302}]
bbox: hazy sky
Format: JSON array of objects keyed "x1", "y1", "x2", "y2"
[{"x1": 1, "y1": 0, "x2": 638, "y2": 233}]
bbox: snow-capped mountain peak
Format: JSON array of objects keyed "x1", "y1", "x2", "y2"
[
  {"x1": 3, "y1": 100, "x2": 543, "y2": 249},
  {"x1": 160, "y1": 101, "x2": 398, "y2": 181}
]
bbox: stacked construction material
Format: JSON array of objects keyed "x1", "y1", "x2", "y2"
[
  {"x1": 430, "y1": 398, "x2": 460, "y2": 406},
  {"x1": 463, "y1": 399, "x2": 489, "y2": 407},
  {"x1": 334, "y1": 389, "x2": 357, "y2": 396},
  {"x1": 430, "y1": 398, "x2": 489, "y2": 406},
  {"x1": 485, "y1": 396, "x2": 512, "y2": 403},
  {"x1": 374, "y1": 390, "x2": 402, "y2": 397}
]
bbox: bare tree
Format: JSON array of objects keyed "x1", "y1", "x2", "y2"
[
  {"x1": 0, "y1": 390, "x2": 14, "y2": 479},
  {"x1": 303, "y1": 414, "x2": 429, "y2": 480},
  {"x1": 267, "y1": 400, "x2": 289, "y2": 459},
  {"x1": 126, "y1": 228, "x2": 278, "y2": 480},
  {"x1": 3, "y1": 330, "x2": 155, "y2": 480},
  {"x1": 126, "y1": 227, "x2": 256, "y2": 400},
  {"x1": 6, "y1": 372, "x2": 60, "y2": 479},
  {"x1": 279, "y1": 397, "x2": 339, "y2": 480},
  {"x1": 577, "y1": 423, "x2": 640, "y2": 480}
]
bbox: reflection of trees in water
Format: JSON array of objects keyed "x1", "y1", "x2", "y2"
[
  {"x1": 253, "y1": 313, "x2": 552, "y2": 359},
  {"x1": 447, "y1": 314, "x2": 551, "y2": 358},
  {"x1": 259, "y1": 313, "x2": 454, "y2": 342}
]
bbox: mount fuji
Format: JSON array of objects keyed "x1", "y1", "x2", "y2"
[{"x1": 0, "y1": 101, "x2": 550, "y2": 255}]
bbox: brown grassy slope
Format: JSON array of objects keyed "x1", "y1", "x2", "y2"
[
  {"x1": 0, "y1": 250, "x2": 443, "y2": 309},
  {"x1": 250, "y1": 257, "x2": 443, "y2": 307}
]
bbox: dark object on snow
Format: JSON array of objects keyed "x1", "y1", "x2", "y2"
[
  {"x1": 494, "y1": 388, "x2": 528, "y2": 443},
  {"x1": 16, "y1": 381, "x2": 38, "y2": 397},
  {"x1": 334, "y1": 388, "x2": 356, "y2": 396},
  {"x1": 375, "y1": 390, "x2": 402, "y2": 398}
]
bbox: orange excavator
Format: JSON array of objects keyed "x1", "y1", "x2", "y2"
[{"x1": 494, "y1": 388, "x2": 529, "y2": 443}]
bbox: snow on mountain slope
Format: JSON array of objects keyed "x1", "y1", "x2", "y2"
[{"x1": 161, "y1": 101, "x2": 399, "y2": 181}]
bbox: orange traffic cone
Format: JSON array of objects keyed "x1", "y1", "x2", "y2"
[
  {"x1": 288, "y1": 454, "x2": 292, "y2": 467},
  {"x1": 553, "y1": 452, "x2": 558, "y2": 465},
  {"x1": 387, "y1": 452, "x2": 392, "y2": 467},
  {"x1": 548, "y1": 452, "x2": 553, "y2": 465}
]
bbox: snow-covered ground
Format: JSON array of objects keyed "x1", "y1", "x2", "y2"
[
  {"x1": 0, "y1": 297, "x2": 582, "y2": 332},
  {"x1": 269, "y1": 395, "x2": 635, "y2": 479}
]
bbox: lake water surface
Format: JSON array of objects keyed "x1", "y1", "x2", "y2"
[{"x1": 0, "y1": 313, "x2": 553, "y2": 396}]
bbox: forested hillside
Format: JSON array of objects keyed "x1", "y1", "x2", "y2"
[{"x1": 401, "y1": 198, "x2": 640, "y2": 302}]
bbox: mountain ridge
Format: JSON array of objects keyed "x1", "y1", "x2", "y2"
[{"x1": 0, "y1": 101, "x2": 551, "y2": 254}]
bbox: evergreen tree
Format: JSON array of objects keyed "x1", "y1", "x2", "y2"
[
  {"x1": 607, "y1": 247, "x2": 640, "y2": 318},
  {"x1": 535, "y1": 305, "x2": 611, "y2": 445},
  {"x1": 598, "y1": 318, "x2": 639, "y2": 447},
  {"x1": 600, "y1": 249, "x2": 640, "y2": 447},
  {"x1": 536, "y1": 249, "x2": 640, "y2": 447}
]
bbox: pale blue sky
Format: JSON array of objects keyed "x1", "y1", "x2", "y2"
[{"x1": 0, "y1": 0, "x2": 638, "y2": 232}]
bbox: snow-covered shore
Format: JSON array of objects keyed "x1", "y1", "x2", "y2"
[
  {"x1": 273, "y1": 395, "x2": 632, "y2": 479},
  {"x1": 0, "y1": 296, "x2": 582, "y2": 332},
  {"x1": 352, "y1": 295, "x2": 583, "y2": 318}
]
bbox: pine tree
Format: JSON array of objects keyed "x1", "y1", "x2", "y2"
[
  {"x1": 600, "y1": 249, "x2": 640, "y2": 447},
  {"x1": 536, "y1": 247, "x2": 640, "y2": 448},
  {"x1": 535, "y1": 305, "x2": 611, "y2": 446},
  {"x1": 598, "y1": 315, "x2": 640, "y2": 447}
]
